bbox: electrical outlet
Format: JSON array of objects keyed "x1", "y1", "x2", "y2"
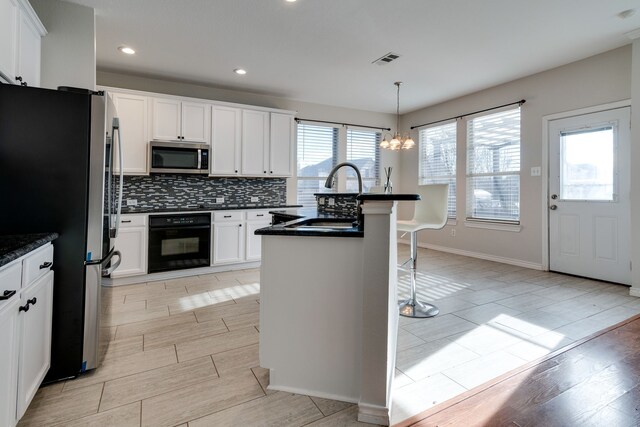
[
  {"x1": 126, "y1": 199, "x2": 137, "y2": 206},
  {"x1": 450, "y1": 228, "x2": 456, "y2": 237},
  {"x1": 328, "y1": 198, "x2": 335, "y2": 206},
  {"x1": 215, "y1": 197, "x2": 224, "y2": 204},
  {"x1": 251, "y1": 197, "x2": 259, "y2": 203},
  {"x1": 531, "y1": 166, "x2": 541, "y2": 177}
]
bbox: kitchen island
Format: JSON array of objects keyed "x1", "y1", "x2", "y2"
[{"x1": 257, "y1": 195, "x2": 418, "y2": 426}]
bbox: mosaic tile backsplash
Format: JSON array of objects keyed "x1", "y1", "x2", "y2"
[
  {"x1": 119, "y1": 175, "x2": 287, "y2": 211},
  {"x1": 315, "y1": 193, "x2": 358, "y2": 217}
]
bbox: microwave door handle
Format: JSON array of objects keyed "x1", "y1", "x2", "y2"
[
  {"x1": 112, "y1": 117, "x2": 124, "y2": 238},
  {"x1": 197, "y1": 149, "x2": 202, "y2": 170}
]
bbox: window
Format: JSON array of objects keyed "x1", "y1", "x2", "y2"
[
  {"x1": 466, "y1": 108, "x2": 521, "y2": 222},
  {"x1": 296, "y1": 123, "x2": 339, "y2": 206},
  {"x1": 346, "y1": 128, "x2": 381, "y2": 192},
  {"x1": 418, "y1": 122, "x2": 457, "y2": 218}
]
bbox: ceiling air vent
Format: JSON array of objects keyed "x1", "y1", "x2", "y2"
[{"x1": 372, "y1": 52, "x2": 401, "y2": 66}]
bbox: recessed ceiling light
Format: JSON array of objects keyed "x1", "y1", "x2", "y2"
[
  {"x1": 118, "y1": 46, "x2": 135, "y2": 55},
  {"x1": 285, "y1": 0, "x2": 297, "y2": 2},
  {"x1": 618, "y1": 9, "x2": 636, "y2": 19},
  {"x1": 234, "y1": 68, "x2": 247, "y2": 75}
]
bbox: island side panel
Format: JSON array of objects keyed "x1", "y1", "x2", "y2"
[{"x1": 259, "y1": 234, "x2": 364, "y2": 402}]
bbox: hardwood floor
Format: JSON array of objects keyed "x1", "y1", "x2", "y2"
[{"x1": 397, "y1": 314, "x2": 640, "y2": 427}]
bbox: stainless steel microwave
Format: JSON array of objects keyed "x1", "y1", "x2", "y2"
[{"x1": 149, "y1": 141, "x2": 209, "y2": 174}]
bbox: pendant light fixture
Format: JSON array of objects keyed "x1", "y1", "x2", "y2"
[{"x1": 380, "y1": 81, "x2": 415, "y2": 150}]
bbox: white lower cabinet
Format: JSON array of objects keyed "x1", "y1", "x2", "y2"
[
  {"x1": 0, "y1": 297, "x2": 19, "y2": 427},
  {"x1": 16, "y1": 270, "x2": 53, "y2": 420},
  {"x1": 245, "y1": 221, "x2": 270, "y2": 261},
  {"x1": 112, "y1": 215, "x2": 147, "y2": 277},
  {"x1": 0, "y1": 242, "x2": 54, "y2": 426},
  {"x1": 213, "y1": 221, "x2": 245, "y2": 265}
]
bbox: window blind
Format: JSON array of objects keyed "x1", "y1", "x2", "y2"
[
  {"x1": 346, "y1": 129, "x2": 380, "y2": 193},
  {"x1": 296, "y1": 123, "x2": 339, "y2": 206},
  {"x1": 466, "y1": 108, "x2": 521, "y2": 222},
  {"x1": 418, "y1": 122, "x2": 457, "y2": 218}
]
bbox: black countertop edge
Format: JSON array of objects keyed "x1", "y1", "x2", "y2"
[
  {"x1": 256, "y1": 207, "x2": 363, "y2": 238},
  {"x1": 313, "y1": 192, "x2": 358, "y2": 197},
  {"x1": 0, "y1": 233, "x2": 59, "y2": 268},
  {"x1": 121, "y1": 204, "x2": 303, "y2": 214},
  {"x1": 356, "y1": 194, "x2": 420, "y2": 201}
]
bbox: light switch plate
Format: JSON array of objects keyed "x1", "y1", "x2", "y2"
[
  {"x1": 126, "y1": 199, "x2": 138, "y2": 206},
  {"x1": 216, "y1": 197, "x2": 224, "y2": 203},
  {"x1": 531, "y1": 166, "x2": 541, "y2": 177},
  {"x1": 328, "y1": 198, "x2": 335, "y2": 206},
  {"x1": 251, "y1": 197, "x2": 259, "y2": 203}
]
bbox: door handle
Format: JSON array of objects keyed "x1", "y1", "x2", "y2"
[
  {"x1": 551, "y1": 194, "x2": 558, "y2": 200},
  {"x1": 550, "y1": 205, "x2": 557, "y2": 210},
  {"x1": 40, "y1": 261, "x2": 52, "y2": 269}
]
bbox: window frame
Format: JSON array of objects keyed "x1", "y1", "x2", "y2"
[
  {"x1": 295, "y1": 123, "x2": 339, "y2": 207},
  {"x1": 345, "y1": 127, "x2": 381, "y2": 193}
]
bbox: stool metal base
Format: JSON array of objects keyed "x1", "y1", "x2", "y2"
[{"x1": 398, "y1": 298, "x2": 439, "y2": 318}]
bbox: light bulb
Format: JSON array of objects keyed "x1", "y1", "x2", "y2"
[
  {"x1": 402, "y1": 138, "x2": 415, "y2": 149},
  {"x1": 390, "y1": 137, "x2": 401, "y2": 150},
  {"x1": 380, "y1": 138, "x2": 390, "y2": 149}
]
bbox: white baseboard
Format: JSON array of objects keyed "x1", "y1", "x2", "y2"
[
  {"x1": 629, "y1": 287, "x2": 640, "y2": 298},
  {"x1": 398, "y1": 239, "x2": 544, "y2": 271},
  {"x1": 103, "y1": 261, "x2": 261, "y2": 286},
  {"x1": 357, "y1": 402, "x2": 390, "y2": 426},
  {"x1": 266, "y1": 383, "x2": 359, "y2": 405}
]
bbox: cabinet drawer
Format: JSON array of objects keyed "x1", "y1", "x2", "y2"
[
  {"x1": 119, "y1": 214, "x2": 147, "y2": 227},
  {"x1": 22, "y1": 244, "x2": 53, "y2": 287},
  {"x1": 0, "y1": 262, "x2": 22, "y2": 294},
  {"x1": 213, "y1": 211, "x2": 244, "y2": 222},
  {"x1": 246, "y1": 210, "x2": 270, "y2": 221}
]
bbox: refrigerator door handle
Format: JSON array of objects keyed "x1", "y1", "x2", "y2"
[
  {"x1": 111, "y1": 117, "x2": 124, "y2": 238},
  {"x1": 101, "y1": 250, "x2": 122, "y2": 277}
]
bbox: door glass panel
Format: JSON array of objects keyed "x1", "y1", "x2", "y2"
[
  {"x1": 560, "y1": 126, "x2": 614, "y2": 201},
  {"x1": 161, "y1": 237, "x2": 200, "y2": 256}
]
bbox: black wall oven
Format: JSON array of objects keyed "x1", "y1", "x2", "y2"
[{"x1": 148, "y1": 213, "x2": 211, "y2": 273}]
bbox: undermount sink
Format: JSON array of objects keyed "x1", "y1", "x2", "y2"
[{"x1": 285, "y1": 218, "x2": 357, "y2": 230}]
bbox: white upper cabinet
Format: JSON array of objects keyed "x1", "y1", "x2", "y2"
[
  {"x1": 0, "y1": 0, "x2": 18, "y2": 84},
  {"x1": 241, "y1": 110, "x2": 269, "y2": 176},
  {"x1": 211, "y1": 106, "x2": 241, "y2": 176},
  {"x1": 152, "y1": 98, "x2": 210, "y2": 143},
  {"x1": 0, "y1": 0, "x2": 45, "y2": 87},
  {"x1": 269, "y1": 113, "x2": 294, "y2": 177},
  {"x1": 109, "y1": 92, "x2": 149, "y2": 175}
]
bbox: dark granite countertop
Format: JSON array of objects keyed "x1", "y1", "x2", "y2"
[
  {"x1": 356, "y1": 194, "x2": 420, "y2": 201},
  {"x1": 121, "y1": 204, "x2": 302, "y2": 214},
  {"x1": 256, "y1": 207, "x2": 362, "y2": 238},
  {"x1": 0, "y1": 233, "x2": 59, "y2": 268}
]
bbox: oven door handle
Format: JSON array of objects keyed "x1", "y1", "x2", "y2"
[{"x1": 149, "y1": 225, "x2": 212, "y2": 230}]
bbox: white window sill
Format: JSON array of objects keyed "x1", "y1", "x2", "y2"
[{"x1": 464, "y1": 220, "x2": 522, "y2": 232}]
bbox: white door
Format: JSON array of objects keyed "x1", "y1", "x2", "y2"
[
  {"x1": 0, "y1": 297, "x2": 19, "y2": 427},
  {"x1": 549, "y1": 107, "x2": 630, "y2": 284},
  {"x1": 16, "y1": 9, "x2": 41, "y2": 87},
  {"x1": 181, "y1": 101, "x2": 210, "y2": 143},
  {"x1": 246, "y1": 221, "x2": 270, "y2": 261},
  {"x1": 213, "y1": 222, "x2": 244, "y2": 264},
  {"x1": 269, "y1": 113, "x2": 294, "y2": 176},
  {"x1": 112, "y1": 227, "x2": 147, "y2": 277},
  {"x1": 17, "y1": 271, "x2": 53, "y2": 419},
  {"x1": 0, "y1": 0, "x2": 18, "y2": 83},
  {"x1": 110, "y1": 92, "x2": 149, "y2": 174},
  {"x1": 211, "y1": 106, "x2": 241, "y2": 175},
  {"x1": 241, "y1": 110, "x2": 269, "y2": 175},
  {"x1": 152, "y1": 98, "x2": 181, "y2": 141}
]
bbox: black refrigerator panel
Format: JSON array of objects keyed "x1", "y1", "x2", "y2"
[{"x1": 0, "y1": 84, "x2": 92, "y2": 381}]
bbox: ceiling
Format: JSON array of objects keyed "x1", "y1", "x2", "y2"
[{"x1": 68, "y1": 0, "x2": 640, "y2": 114}]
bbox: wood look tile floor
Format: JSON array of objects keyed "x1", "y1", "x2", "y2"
[{"x1": 19, "y1": 248, "x2": 640, "y2": 427}]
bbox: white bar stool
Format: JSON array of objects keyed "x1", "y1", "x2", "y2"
[{"x1": 397, "y1": 184, "x2": 449, "y2": 318}]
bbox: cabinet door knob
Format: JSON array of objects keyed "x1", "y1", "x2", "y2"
[
  {"x1": 27, "y1": 297, "x2": 37, "y2": 306},
  {"x1": 40, "y1": 261, "x2": 52, "y2": 269},
  {"x1": 15, "y1": 76, "x2": 22, "y2": 82},
  {"x1": 239, "y1": 224, "x2": 243, "y2": 227},
  {"x1": 235, "y1": 170, "x2": 238, "y2": 173},
  {"x1": 19, "y1": 303, "x2": 30, "y2": 313},
  {"x1": 263, "y1": 170, "x2": 267, "y2": 173}
]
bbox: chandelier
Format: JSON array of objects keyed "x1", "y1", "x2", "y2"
[{"x1": 380, "y1": 81, "x2": 415, "y2": 150}]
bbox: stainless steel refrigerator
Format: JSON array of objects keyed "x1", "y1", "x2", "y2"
[{"x1": 0, "y1": 84, "x2": 123, "y2": 381}]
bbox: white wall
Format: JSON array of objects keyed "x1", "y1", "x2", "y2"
[
  {"x1": 630, "y1": 35, "x2": 640, "y2": 294},
  {"x1": 30, "y1": 0, "x2": 95, "y2": 90},
  {"x1": 397, "y1": 46, "x2": 632, "y2": 267},
  {"x1": 97, "y1": 70, "x2": 397, "y2": 203}
]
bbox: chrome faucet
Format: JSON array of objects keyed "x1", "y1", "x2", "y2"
[
  {"x1": 324, "y1": 162, "x2": 364, "y2": 228},
  {"x1": 324, "y1": 162, "x2": 363, "y2": 194}
]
